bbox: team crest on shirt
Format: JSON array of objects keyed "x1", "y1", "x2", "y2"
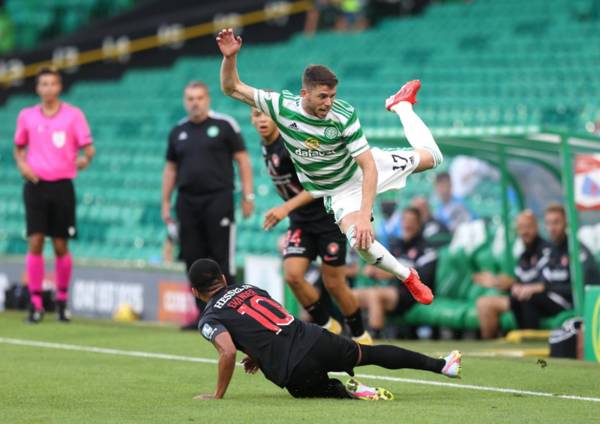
[
  {"x1": 207, "y1": 126, "x2": 220, "y2": 138},
  {"x1": 271, "y1": 154, "x2": 280, "y2": 167},
  {"x1": 327, "y1": 242, "x2": 340, "y2": 255},
  {"x1": 178, "y1": 131, "x2": 188, "y2": 141},
  {"x1": 305, "y1": 137, "x2": 320, "y2": 150},
  {"x1": 324, "y1": 126, "x2": 340, "y2": 140},
  {"x1": 52, "y1": 131, "x2": 66, "y2": 148}
]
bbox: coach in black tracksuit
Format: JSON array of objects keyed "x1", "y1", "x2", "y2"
[
  {"x1": 161, "y1": 82, "x2": 254, "y2": 327},
  {"x1": 510, "y1": 205, "x2": 599, "y2": 329}
]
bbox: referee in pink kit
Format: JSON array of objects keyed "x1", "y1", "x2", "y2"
[{"x1": 13, "y1": 67, "x2": 95, "y2": 323}]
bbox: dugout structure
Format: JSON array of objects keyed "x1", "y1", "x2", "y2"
[{"x1": 370, "y1": 129, "x2": 600, "y2": 317}]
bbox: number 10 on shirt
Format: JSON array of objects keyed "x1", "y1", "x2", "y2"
[{"x1": 237, "y1": 295, "x2": 295, "y2": 334}]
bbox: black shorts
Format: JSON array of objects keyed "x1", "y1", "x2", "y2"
[
  {"x1": 285, "y1": 329, "x2": 359, "y2": 397},
  {"x1": 283, "y1": 221, "x2": 347, "y2": 266},
  {"x1": 175, "y1": 190, "x2": 236, "y2": 280},
  {"x1": 24, "y1": 179, "x2": 76, "y2": 239}
]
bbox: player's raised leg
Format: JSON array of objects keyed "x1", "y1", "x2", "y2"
[
  {"x1": 337, "y1": 79, "x2": 443, "y2": 305},
  {"x1": 385, "y1": 80, "x2": 443, "y2": 172},
  {"x1": 340, "y1": 216, "x2": 433, "y2": 304}
]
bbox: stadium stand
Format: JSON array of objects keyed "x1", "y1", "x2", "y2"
[
  {"x1": 4, "y1": 0, "x2": 137, "y2": 51},
  {"x1": 1, "y1": 0, "x2": 599, "y2": 330}
]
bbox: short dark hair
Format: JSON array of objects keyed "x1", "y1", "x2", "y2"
[
  {"x1": 188, "y1": 258, "x2": 223, "y2": 293},
  {"x1": 36, "y1": 67, "x2": 62, "y2": 85},
  {"x1": 302, "y1": 65, "x2": 338, "y2": 89},
  {"x1": 435, "y1": 172, "x2": 450, "y2": 183},
  {"x1": 403, "y1": 206, "x2": 422, "y2": 224},
  {"x1": 545, "y1": 203, "x2": 566, "y2": 218}
]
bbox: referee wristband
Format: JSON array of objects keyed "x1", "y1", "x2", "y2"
[{"x1": 243, "y1": 193, "x2": 256, "y2": 202}]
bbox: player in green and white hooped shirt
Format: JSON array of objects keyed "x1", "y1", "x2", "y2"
[{"x1": 217, "y1": 28, "x2": 443, "y2": 305}]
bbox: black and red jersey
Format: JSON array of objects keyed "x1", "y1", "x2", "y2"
[
  {"x1": 198, "y1": 283, "x2": 323, "y2": 387},
  {"x1": 262, "y1": 136, "x2": 337, "y2": 231}
]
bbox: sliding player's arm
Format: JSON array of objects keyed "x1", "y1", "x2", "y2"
[
  {"x1": 195, "y1": 331, "x2": 237, "y2": 400},
  {"x1": 217, "y1": 28, "x2": 257, "y2": 107},
  {"x1": 263, "y1": 190, "x2": 316, "y2": 230}
]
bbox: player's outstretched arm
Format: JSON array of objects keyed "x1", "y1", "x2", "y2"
[
  {"x1": 217, "y1": 28, "x2": 257, "y2": 107},
  {"x1": 194, "y1": 331, "x2": 237, "y2": 400},
  {"x1": 263, "y1": 190, "x2": 316, "y2": 230}
]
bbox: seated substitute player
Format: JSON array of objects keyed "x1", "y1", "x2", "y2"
[
  {"x1": 251, "y1": 107, "x2": 372, "y2": 344},
  {"x1": 190, "y1": 258, "x2": 462, "y2": 400},
  {"x1": 474, "y1": 210, "x2": 550, "y2": 338},
  {"x1": 217, "y1": 28, "x2": 444, "y2": 305},
  {"x1": 510, "y1": 205, "x2": 599, "y2": 329}
]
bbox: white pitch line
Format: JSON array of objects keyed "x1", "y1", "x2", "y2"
[
  {"x1": 0, "y1": 337, "x2": 217, "y2": 364},
  {"x1": 1, "y1": 337, "x2": 599, "y2": 404},
  {"x1": 335, "y1": 373, "x2": 600, "y2": 403}
]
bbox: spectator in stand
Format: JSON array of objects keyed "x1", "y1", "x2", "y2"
[
  {"x1": 335, "y1": 0, "x2": 369, "y2": 32},
  {"x1": 431, "y1": 172, "x2": 473, "y2": 232},
  {"x1": 411, "y1": 196, "x2": 451, "y2": 247}
]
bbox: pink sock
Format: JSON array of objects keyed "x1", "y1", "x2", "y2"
[
  {"x1": 55, "y1": 253, "x2": 72, "y2": 302},
  {"x1": 26, "y1": 253, "x2": 44, "y2": 311}
]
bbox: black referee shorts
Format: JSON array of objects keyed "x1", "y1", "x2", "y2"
[
  {"x1": 24, "y1": 179, "x2": 77, "y2": 239},
  {"x1": 286, "y1": 329, "x2": 359, "y2": 398},
  {"x1": 176, "y1": 190, "x2": 235, "y2": 281}
]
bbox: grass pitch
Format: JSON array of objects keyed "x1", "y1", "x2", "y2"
[{"x1": 0, "y1": 311, "x2": 598, "y2": 424}]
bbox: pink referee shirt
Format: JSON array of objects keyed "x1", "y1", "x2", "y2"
[{"x1": 14, "y1": 102, "x2": 93, "y2": 181}]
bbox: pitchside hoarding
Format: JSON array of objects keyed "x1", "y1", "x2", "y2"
[
  {"x1": 0, "y1": 255, "x2": 284, "y2": 322},
  {"x1": 584, "y1": 285, "x2": 600, "y2": 362}
]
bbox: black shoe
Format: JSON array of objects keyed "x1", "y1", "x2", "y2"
[
  {"x1": 180, "y1": 320, "x2": 199, "y2": 331},
  {"x1": 26, "y1": 305, "x2": 44, "y2": 324},
  {"x1": 57, "y1": 300, "x2": 71, "y2": 323}
]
